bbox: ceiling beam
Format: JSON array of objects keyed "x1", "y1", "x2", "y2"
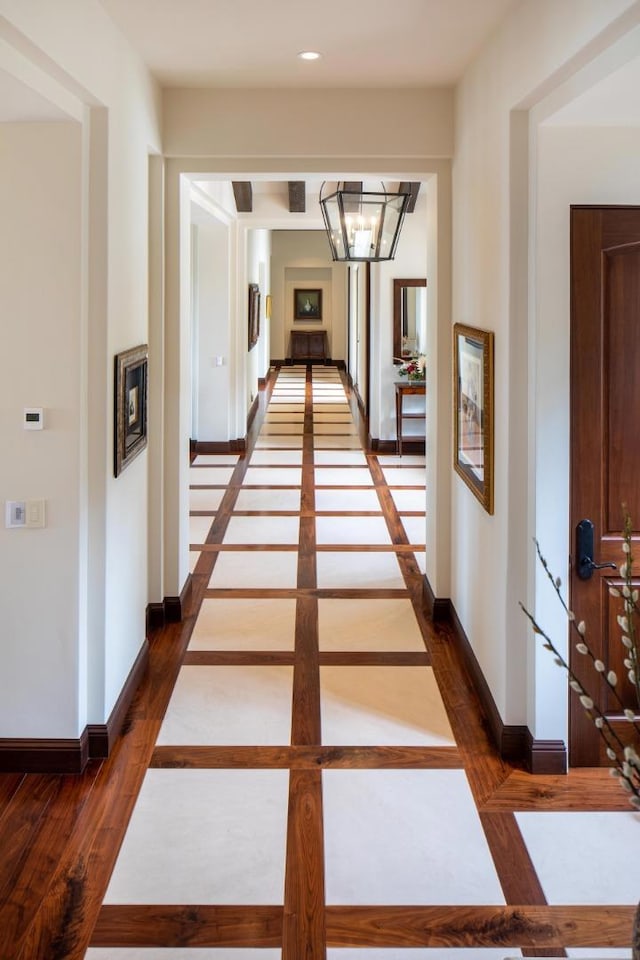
[
  {"x1": 288, "y1": 181, "x2": 306, "y2": 213},
  {"x1": 398, "y1": 181, "x2": 420, "y2": 213},
  {"x1": 232, "y1": 181, "x2": 252, "y2": 212}
]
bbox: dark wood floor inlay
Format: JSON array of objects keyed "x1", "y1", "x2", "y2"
[{"x1": 2, "y1": 364, "x2": 629, "y2": 959}]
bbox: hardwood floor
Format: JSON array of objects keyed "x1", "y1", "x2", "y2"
[{"x1": 0, "y1": 364, "x2": 635, "y2": 960}]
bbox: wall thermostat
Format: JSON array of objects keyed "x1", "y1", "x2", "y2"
[{"x1": 24, "y1": 408, "x2": 44, "y2": 430}]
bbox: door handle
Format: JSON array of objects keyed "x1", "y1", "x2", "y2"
[{"x1": 576, "y1": 519, "x2": 617, "y2": 581}]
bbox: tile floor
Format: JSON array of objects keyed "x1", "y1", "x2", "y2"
[{"x1": 86, "y1": 365, "x2": 635, "y2": 960}]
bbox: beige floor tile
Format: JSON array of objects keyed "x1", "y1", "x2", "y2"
[
  {"x1": 314, "y1": 450, "x2": 368, "y2": 466},
  {"x1": 191, "y1": 454, "x2": 240, "y2": 466},
  {"x1": 189, "y1": 515, "x2": 213, "y2": 544},
  {"x1": 209, "y1": 550, "x2": 299, "y2": 588},
  {"x1": 316, "y1": 515, "x2": 391, "y2": 545},
  {"x1": 313, "y1": 423, "x2": 357, "y2": 435},
  {"x1": 316, "y1": 551, "x2": 404, "y2": 589},
  {"x1": 104, "y1": 769, "x2": 288, "y2": 905},
  {"x1": 313, "y1": 436, "x2": 361, "y2": 448},
  {"x1": 318, "y1": 598, "x2": 425, "y2": 651},
  {"x1": 189, "y1": 597, "x2": 297, "y2": 650},
  {"x1": 242, "y1": 466, "x2": 302, "y2": 486},
  {"x1": 382, "y1": 466, "x2": 426, "y2": 486},
  {"x1": 259, "y1": 422, "x2": 304, "y2": 435},
  {"x1": 189, "y1": 487, "x2": 225, "y2": 511},
  {"x1": 249, "y1": 450, "x2": 303, "y2": 465},
  {"x1": 401, "y1": 515, "x2": 426, "y2": 545},
  {"x1": 323, "y1": 769, "x2": 504, "y2": 905},
  {"x1": 223, "y1": 515, "x2": 300, "y2": 544},
  {"x1": 314, "y1": 488, "x2": 381, "y2": 512},
  {"x1": 389, "y1": 488, "x2": 427, "y2": 511},
  {"x1": 157, "y1": 665, "x2": 293, "y2": 745},
  {"x1": 255, "y1": 435, "x2": 304, "y2": 448},
  {"x1": 189, "y1": 466, "x2": 235, "y2": 485},
  {"x1": 88, "y1": 951, "x2": 283, "y2": 959},
  {"x1": 516, "y1": 811, "x2": 640, "y2": 904},
  {"x1": 233, "y1": 488, "x2": 301, "y2": 511},
  {"x1": 320, "y1": 666, "x2": 454, "y2": 746},
  {"x1": 314, "y1": 467, "x2": 374, "y2": 486}
]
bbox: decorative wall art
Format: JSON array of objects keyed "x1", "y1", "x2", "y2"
[
  {"x1": 248, "y1": 283, "x2": 260, "y2": 350},
  {"x1": 453, "y1": 323, "x2": 494, "y2": 514},
  {"x1": 114, "y1": 344, "x2": 148, "y2": 477},
  {"x1": 294, "y1": 288, "x2": 322, "y2": 321}
]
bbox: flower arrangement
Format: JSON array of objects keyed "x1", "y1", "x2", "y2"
[
  {"x1": 397, "y1": 355, "x2": 425, "y2": 381},
  {"x1": 521, "y1": 513, "x2": 640, "y2": 806}
]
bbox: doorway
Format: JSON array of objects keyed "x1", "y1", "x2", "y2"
[{"x1": 569, "y1": 204, "x2": 640, "y2": 765}]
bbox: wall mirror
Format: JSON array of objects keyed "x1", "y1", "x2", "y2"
[{"x1": 393, "y1": 278, "x2": 427, "y2": 362}]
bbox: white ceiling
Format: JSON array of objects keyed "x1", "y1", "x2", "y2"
[{"x1": 97, "y1": 0, "x2": 516, "y2": 88}]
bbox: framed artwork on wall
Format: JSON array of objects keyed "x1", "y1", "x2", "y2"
[
  {"x1": 453, "y1": 323, "x2": 494, "y2": 514},
  {"x1": 248, "y1": 283, "x2": 260, "y2": 350},
  {"x1": 114, "y1": 344, "x2": 148, "y2": 477},
  {"x1": 294, "y1": 288, "x2": 322, "y2": 321}
]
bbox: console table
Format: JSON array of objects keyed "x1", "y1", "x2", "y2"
[
  {"x1": 290, "y1": 329, "x2": 328, "y2": 363},
  {"x1": 395, "y1": 380, "x2": 426, "y2": 456}
]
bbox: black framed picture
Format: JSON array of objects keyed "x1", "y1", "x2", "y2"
[
  {"x1": 453, "y1": 323, "x2": 494, "y2": 514},
  {"x1": 248, "y1": 283, "x2": 260, "y2": 350},
  {"x1": 294, "y1": 288, "x2": 322, "y2": 321},
  {"x1": 114, "y1": 344, "x2": 148, "y2": 477}
]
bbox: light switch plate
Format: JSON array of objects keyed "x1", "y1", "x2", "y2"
[
  {"x1": 6, "y1": 501, "x2": 26, "y2": 527},
  {"x1": 26, "y1": 499, "x2": 45, "y2": 528}
]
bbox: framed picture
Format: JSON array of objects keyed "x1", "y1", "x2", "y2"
[
  {"x1": 114, "y1": 344, "x2": 148, "y2": 477},
  {"x1": 248, "y1": 283, "x2": 260, "y2": 350},
  {"x1": 453, "y1": 323, "x2": 494, "y2": 514},
  {"x1": 294, "y1": 288, "x2": 322, "y2": 321}
]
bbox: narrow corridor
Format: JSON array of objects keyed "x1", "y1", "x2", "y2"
[{"x1": 85, "y1": 365, "x2": 636, "y2": 959}]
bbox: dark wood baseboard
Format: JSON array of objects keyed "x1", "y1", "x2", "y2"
[
  {"x1": 146, "y1": 602, "x2": 165, "y2": 635},
  {"x1": 421, "y1": 574, "x2": 452, "y2": 622},
  {"x1": 425, "y1": 582, "x2": 566, "y2": 773},
  {"x1": 0, "y1": 731, "x2": 90, "y2": 775},
  {"x1": 164, "y1": 573, "x2": 193, "y2": 623},
  {"x1": 448, "y1": 602, "x2": 529, "y2": 765},
  {"x1": 191, "y1": 439, "x2": 247, "y2": 454},
  {"x1": 87, "y1": 640, "x2": 150, "y2": 759},
  {"x1": 0, "y1": 641, "x2": 151, "y2": 773},
  {"x1": 527, "y1": 730, "x2": 568, "y2": 774}
]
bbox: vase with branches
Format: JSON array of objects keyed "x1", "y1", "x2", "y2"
[{"x1": 521, "y1": 512, "x2": 640, "y2": 956}]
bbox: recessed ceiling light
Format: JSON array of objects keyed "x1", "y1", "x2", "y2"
[{"x1": 298, "y1": 51, "x2": 321, "y2": 61}]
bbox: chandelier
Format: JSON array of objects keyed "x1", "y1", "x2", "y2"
[{"x1": 319, "y1": 182, "x2": 410, "y2": 262}]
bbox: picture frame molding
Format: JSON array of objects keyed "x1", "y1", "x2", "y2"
[
  {"x1": 453, "y1": 323, "x2": 494, "y2": 514},
  {"x1": 114, "y1": 344, "x2": 148, "y2": 478}
]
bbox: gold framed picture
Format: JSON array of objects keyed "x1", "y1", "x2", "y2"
[{"x1": 453, "y1": 323, "x2": 494, "y2": 514}]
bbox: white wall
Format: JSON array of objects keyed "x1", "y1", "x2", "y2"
[
  {"x1": 163, "y1": 88, "x2": 453, "y2": 160},
  {"x1": 193, "y1": 218, "x2": 232, "y2": 440},
  {"x1": 0, "y1": 123, "x2": 82, "y2": 737},
  {"x1": 452, "y1": 0, "x2": 640, "y2": 734},
  {"x1": 246, "y1": 228, "x2": 271, "y2": 403},
  {"x1": 0, "y1": 0, "x2": 162, "y2": 736},
  {"x1": 270, "y1": 231, "x2": 347, "y2": 362}
]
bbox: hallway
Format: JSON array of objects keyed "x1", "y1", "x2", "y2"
[
  {"x1": 87, "y1": 365, "x2": 636, "y2": 958},
  {"x1": 0, "y1": 366, "x2": 637, "y2": 959}
]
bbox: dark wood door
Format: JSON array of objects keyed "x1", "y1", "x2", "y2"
[{"x1": 570, "y1": 206, "x2": 640, "y2": 765}]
